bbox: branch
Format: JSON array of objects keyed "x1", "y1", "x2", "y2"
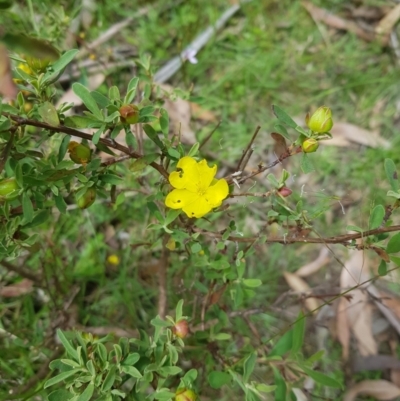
[
  {"x1": 0, "y1": 259, "x2": 43, "y2": 283},
  {"x1": 193, "y1": 224, "x2": 400, "y2": 245},
  {"x1": 3, "y1": 113, "x2": 169, "y2": 179}
]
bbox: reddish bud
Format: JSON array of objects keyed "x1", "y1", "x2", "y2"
[
  {"x1": 119, "y1": 104, "x2": 139, "y2": 124},
  {"x1": 278, "y1": 187, "x2": 292, "y2": 197},
  {"x1": 173, "y1": 320, "x2": 189, "y2": 339},
  {"x1": 68, "y1": 141, "x2": 91, "y2": 165}
]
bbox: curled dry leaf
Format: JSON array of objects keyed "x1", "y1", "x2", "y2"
[
  {"x1": 0, "y1": 278, "x2": 33, "y2": 297},
  {"x1": 0, "y1": 44, "x2": 17, "y2": 99},
  {"x1": 343, "y1": 380, "x2": 400, "y2": 401},
  {"x1": 338, "y1": 250, "x2": 377, "y2": 357},
  {"x1": 375, "y1": 4, "x2": 400, "y2": 45},
  {"x1": 283, "y1": 271, "x2": 320, "y2": 313},
  {"x1": 296, "y1": 247, "x2": 330, "y2": 277}
]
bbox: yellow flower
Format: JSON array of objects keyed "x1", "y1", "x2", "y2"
[
  {"x1": 107, "y1": 254, "x2": 120, "y2": 265},
  {"x1": 165, "y1": 156, "x2": 229, "y2": 218}
]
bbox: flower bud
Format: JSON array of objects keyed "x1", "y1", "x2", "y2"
[
  {"x1": 306, "y1": 106, "x2": 333, "y2": 133},
  {"x1": 173, "y1": 320, "x2": 189, "y2": 339},
  {"x1": 175, "y1": 388, "x2": 197, "y2": 401},
  {"x1": 68, "y1": 141, "x2": 91, "y2": 165},
  {"x1": 77, "y1": 188, "x2": 96, "y2": 209},
  {"x1": 278, "y1": 187, "x2": 292, "y2": 197},
  {"x1": 119, "y1": 104, "x2": 139, "y2": 124},
  {"x1": 302, "y1": 138, "x2": 319, "y2": 153},
  {"x1": 0, "y1": 178, "x2": 19, "y2": 199}
]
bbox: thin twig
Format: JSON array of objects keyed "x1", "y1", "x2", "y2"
[
  {"x1": 236, "y1": 125, "x2": 260, "y2": 171},
  {"x1": 158, "y1": 237, "x2": 170, "y2": 319},
  {"x1": 0, "y1": 259, "x2": 43, "y2": 283},
  {"x1": 199, "y1": 120, "x2": 222, "y2": 150}
]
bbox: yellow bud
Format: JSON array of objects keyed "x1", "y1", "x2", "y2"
[
  {"x1": 107, "y1": 254, "x2": 120, "y2": 265},
  {"x1": 77, "y1": 187, "x2": 96, "y2": 209},
  {"x1": 68, "y1": 141, "x2": 91, "y2": 165},
  {"x1": 302, "y1": 138, "x2": 319, "y2": 153},
  {"x1": 166, "y1": 238, "x2": 176, "y2": 251},
  {"x1": 175, "y1": 389, "x2": 197, "y2": 401},
  {"x1": 119, "y1": 104, "x2": 139, "y2": 124},
  {"x1": 307, "y1": 106, "x2": 333, "y2": 133}
]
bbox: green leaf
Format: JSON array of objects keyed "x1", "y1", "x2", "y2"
[
  {"x1": 44, "y1": 369, "x2": 78, "y2": 388},
  {"x1": 306, "y1": 349, "x2": 325, "y2": 364},
  {"x1": 77, "y1": 383, "x2": 94, "y2": 401},
  {"x1": 159, "y1": 366, "x2": 182, "y2": 375},
  {"x1": 109, "y1": 86, "x2": 120, "y2": 102},
  {"x1": 191, "y1": 243, "x2": 202, "y2": 253},
  {"x1": 175, "y1": 299, "x2": 184, "y2": 322},
  {"x1": 92, "y1": 124, "x2": 106, "y2": 145},
  {"x1": 255, "y1": 383, "x2": 276, "y2": 393},
  {"x1": 272, "y1": 105, "x2": 298, "y2": 129},
  {"x1": 242, "y1": 279, "x2": 262, "y2": 288},
  {"x1": 302, "y1": 366, "x2": 342, "y2": 389},
  {"x1": 151, "y1": 315, "x2": 171, "y2": 328},
  {"x1": 96, "y1": 343, "x2": 107, "y2": 363},
  {"x1": 38, "y1": 101, "x2": 60, "y2": 126},
  {"x1": 101, "y1": 366, "x2": 117, "y2": 392},
  {"x1": 346, "y1": 225, "x2": 363, "y2": 233},
  {"x1": 143, "y1": 124, "x2": 165, "y2": 150},
  {"x1": 273, "y1": 124, "x2": 290, "y2": 140},
  {"x1": 167, "y1": 148, "x2": 180, "y2": 159},
  {"x1": 160, "y1": 108, "x2": 169, "y2": 137},
  {"x1": 2, "y1": 33, "x2": 59, "y2": 60},
  {"x1": 51, "y1": 49, "x2": 79, "y2": 73},
  {"x1": 100, "y1": 174, "x2": 122, "y2": 185},
  {"x1": 269, "y1": 330, "x2": 292, "y2": 357},
  {"x1": 22, "y1": 192, "x2": 34, "y2": 223},
  {"x1": 385, "y1": 158, "x2": 399, "y2": 191},
  {"x1": 208, "y1": 371, "x2": 232, "y2": 389},
  {"x1": 54, "y1": 194, "x2": 67, "y2": 214},
  {"x1": 272, "y1": 366, "x2": 287, "y2": 401},
  {"x1": 124, "y1": 77, "x2": 139, "y2": 104},
  {"x1": 23, "y1": 209, "x2": 50, "y2": 229},
  {"x1": 213, "y1": 333, "x2": 231, "y2": 340},
  {"x1": 387, "y1": 232, "x2": 400, "y2": 254},
  {"x1": 57, "y1": 329, "x2": 79, "y2": 361},
  {"x1": 387, "y1": 190, "x2": 400, "y2": 200},
  {"x1": 72, "y1": 83, "x2": 103, "y2": 120},
  {"x1": 292, "y1": 311, "x2": 305, "y2": 354},
  {"x1": 122, "y1": 353, "x2": 140, "y2": 366},
  {"x1": 300, "y1": 153, "x2": 314, "y2": 174},
  {"x1": 188, "y1": 142, "x2": 200, "y2": 157},
  {"x1": 369, "y1": 205, "x2": 385, "y2": 230},
  {"x1": 243, "y1": 352, "x2": 257, "y2": 383},
  {"x1": 121, "y1": 365, "x2": 142, "y2": 379},
  {"x1": 378, "y1": 260, "x2": 387, "y2": 276},
  {"x1": 390, "y1": 255, "x2": 400, "y2": 266},
  {"x1": 48, "y1": 389, "x2": 73, "y2": 401},
  {"x1": 130, "y1": 154, "x2": 158, "y2": 172},
  {"x1": 58, "y1": 135, "x2": 71, "y2": 163}
]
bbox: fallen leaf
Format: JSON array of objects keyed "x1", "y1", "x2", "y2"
[
  {"x1": 339, "y1": 250, "x2": 377, "y2": 357},
  {"x1": 0, "y1": 44, "x2": 17, "y2": 99},
  {"x1": 296, "y1": 247, "x2": 330, "y2": 277},
  {"x1": 352, "y1": 355, "x2": 400, "y2": 373},
  {"x1": 283, "y1": 271, "x2": 320, "y2": 313},
  {"x1": 375, "y1": 4, "x2": 400, "y2": 45},
  {"x1": 0, "y1": 279, "x2": 33, "y2": 297},
  {"x1": 343, "y1": 380, "x2": 400, "y2": 401},
  {"x1": 190, "y1": 102, "x2": 218, "y2": 122},
  {"x1": 302, "y1": 1, "x2": 375, "y2": 43}
]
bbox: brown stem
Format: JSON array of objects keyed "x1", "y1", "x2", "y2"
[
  {"x1": 236, "y1": 125, "x2": 260, "y2": 171},
  {"x1": 158, "y1": 237, "x2": 170, "y2": 319},
  {"x1": 0, "y1": 259, "x2": 43, "y2": 283},
  {"x1": 2, "y1": 113, "x2": 169, "y2": 179}
]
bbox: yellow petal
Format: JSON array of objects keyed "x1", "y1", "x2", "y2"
[
  {"x1": 165, "y1": 188, "x2": 199, "y2": 209},
  {"x1": 204, "y1": 178, "x2": 229, "y2": 207},
  {"x1": 169, "y1": 157, "x2": 198, "y2": 189},
  {"x1": 196, "y1": 159, "x2": 217, "y2": 189},
  {"x1": 182, "y1": 196, "x2": 213, "y2": 218}
]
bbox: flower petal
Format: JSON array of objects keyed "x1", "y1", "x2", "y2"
[
  {"x1": 165, "y1": 188, "x2": 199, "y2": 209},
  {"x1": 182, "y1": 196, "x2": 213, "y2": 218},
  {"x1": 204, "y1": 178, "x2": 229, "y2": 207},
  {"x1": 197, "y1": 159, "x2": 217, "y2": 189},
  {"x1": 169, "y1": 157, "x2": 198, "y2": 189}
]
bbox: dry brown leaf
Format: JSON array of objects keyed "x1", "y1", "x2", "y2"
[
  {"x1": 379, "y1": 290, "x2": 400, "y2": 321},
  {"x1": 159, "y1": 84, "x2": 196, "y2": 144},
  {"x1": 190, "y1": 102, "x2": 218, "y2": 122},
  {"x1": 0, "y1": 279, "x2": 33, "y2": 297},
  {"x1": 302, "y1": 1, "x2": 375, "y2": 42},
  {"x1": 337, "y1": 297, "x2": 350, "y2": 360},
  {"x1": 283, "y1": 271, "x2": 320, "y2": 313},
  {"x1": 340, "y1": 250, "x2": 378, "y2": 356},
  {"x1": 343, "y1": 380, "x2": 400, "y2": 401},
  {"x1": 296, "y1": 247, "x2": 330, "y2": 277},
  {"x1": 375, "y1": 4, "x2": 400, "y2": 45},
  {"x1": 0, "y1": 44, "x2": 17, "y2": 100}
]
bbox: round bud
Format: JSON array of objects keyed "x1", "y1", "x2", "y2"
[
  {"x1": 302, "y1": 138, "x2": 319, "y2": 153},
  {"x1": 307, "y1": 106, "x2": 333, "y2": 133},
  {"x1": 119, "y1": 104, "x2": 139, "y2": 124},
  {"x1": 77, "y1": 188, "x2": 96, "y2": 209},
  {"x1": 0, "y1": 178, "x2": 19, "y2": 199},
  {"x1": 173, "y1": 319, "x2": 189, "y2": 339},
  {"x1": 278, "y1": 187, "x2": 292, "y2": 197},
  {"x1": 175, "y1": 388, "x2": 197, "y2": 401},
  {"x1": 68, "y1": 141, "x2": 91, "y2": 165}
]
